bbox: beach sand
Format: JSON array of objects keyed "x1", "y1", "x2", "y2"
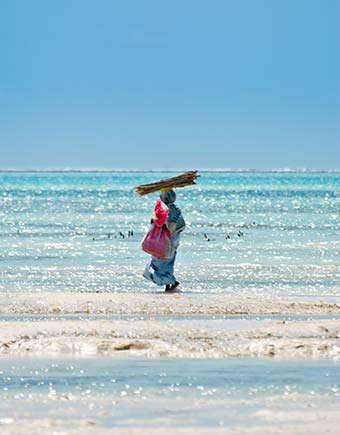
[
  {"x1": 1, "y1": 291, "x2": 340, "y2": 358},
  {"x1": 1, "y1": 291, "x2": 340, "y2": 434},
  {"x1": 1, "y1": 316, "x2": 340, "y2": 358},
  {"x1": 1, "y1": 397, "x2": 340, "y2": 435},
  {"x1": 1, "y1": 291, "x2": 340, "y2": 316},
  {"x1": 1, "y1": 421, "x2": 340, "y2": 435}
]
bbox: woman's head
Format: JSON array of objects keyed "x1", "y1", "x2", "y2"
[{"x1": 160, "y1": 189, "x2": 176, "y2": 205}]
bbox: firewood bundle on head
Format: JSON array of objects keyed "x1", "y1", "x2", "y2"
[{"x1": 134, "y1": 170, "x2": 200, "y2": 196}]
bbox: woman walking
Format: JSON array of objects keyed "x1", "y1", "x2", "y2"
[{"x1": 143, "y1": 189, "x2": 185, "y2": 292}]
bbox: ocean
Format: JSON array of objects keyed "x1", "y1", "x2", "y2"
[
  {"x1": 1, "y1": 171, "x2": 339, "y2": 299},
  {"x1": 1, "y1": 171, "x2": 340, "y2": 432}
]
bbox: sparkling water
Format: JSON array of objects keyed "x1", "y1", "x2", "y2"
[
  {"x1": 0, "y1": 171, "x2": 339, "y2": 298},
  {"x1": 0, "y1": 358, "x2": 339, "y2": 427}
]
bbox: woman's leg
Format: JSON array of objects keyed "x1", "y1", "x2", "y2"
[
  {"x1": 143, "y1": 234, "x2": 180, "y2": 287},
  {"x1": 143, "y1": 254, "x2": 177, "y2": 286}
]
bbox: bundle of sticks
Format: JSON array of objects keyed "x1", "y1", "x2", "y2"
[{"x1": 134, "y1": 170, "x2": 200, "y2": 196}]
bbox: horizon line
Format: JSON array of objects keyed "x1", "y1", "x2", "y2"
[{"x1": 0, "y1": 168, "x2": 339, "y2": 174}]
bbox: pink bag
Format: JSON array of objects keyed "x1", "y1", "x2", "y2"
[
  {"x1": 141, "y1": 224, "x2": 173, "y2": 259},
  {"x1": 152, "y1": 199, "x2": 169, "y2": 226}
]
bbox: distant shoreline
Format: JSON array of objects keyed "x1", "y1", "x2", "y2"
[{"x1": 1, "y1": 169, "x2": 339, "y2": 173}]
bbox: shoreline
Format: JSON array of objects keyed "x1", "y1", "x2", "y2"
[
  {"x1": 1, "y1": 169, "x2": 339, "y2": 173},
  {"x1": 1, "y1": 316, "x2": 339, "y2": 359},
  {"x1": 1, "y1": 292, "x2": 339, "y2": 434},
  {"x1": 1, "y1": 320, "x2": 339, "y2": 358},
  {"x1": 1, "y1": 358, "x2": 340, "y2": 434},
  {"x1": 1, "y1": 292, "x2": 340, "y2": 316},
  {"x1": 1, "y1": 292, "x2": 339, "y2": 359}
]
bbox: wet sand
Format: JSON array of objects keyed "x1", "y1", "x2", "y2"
[
  {"x1": 1, "y1": 384, "x2": 340, "y2": 435},
  {"x1": 1, "y1": 357, "x2": 340, "y2": 435},
  {"x1": 1, "y1": 316, "x2": 340, "y2": 358},
  {"x1": 0, "y1": 292, "x2": 339, "y2": 358},
  {"x1": 1, "y1": 291, "x2": 339, "y2": 316},
  {"x1": 1, "y1": 417, "x2": 340, "y2": 435},
  {"x1": 1, "y1": 291, "x2": 339, "y2": 434}
]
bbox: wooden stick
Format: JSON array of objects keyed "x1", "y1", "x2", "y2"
[{"x1": 134, "y1": 171, "x2": 200, "y2": 196}]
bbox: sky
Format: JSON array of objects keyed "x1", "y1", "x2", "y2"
[{"x1": 0, "y1": 0, "x2": 339, "y2": 170}]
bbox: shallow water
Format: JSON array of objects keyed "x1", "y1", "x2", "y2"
[
  {"x1": 0, "y1": 358, "x2": 339, "y2": 427},
  {"x1": 1, "y1": 171, "x2": 339, "y2": 298}
]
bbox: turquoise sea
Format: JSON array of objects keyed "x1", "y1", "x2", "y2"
[
  {"x1": 0, "y1": 171, "x2": 340, "y2": 431},
  {"x1": 0, "y1": 171, "x2": 339, "y2": 298}
]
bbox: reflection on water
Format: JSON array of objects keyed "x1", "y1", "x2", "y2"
[
  {"x1": 0, "y1": 358, "x2": 339, "y2": 427},
  {"x1": 1, "y1": 172, "x2": 339, "y2": 297}
]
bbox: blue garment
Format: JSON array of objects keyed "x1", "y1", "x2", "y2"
[
  {"x1": 143, "y1": 233, "x2": 180, "y2": 286},
  {"x1": 160, "y1": 190, "x2": 186, "y2": 235}
]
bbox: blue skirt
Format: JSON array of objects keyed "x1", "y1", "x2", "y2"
[{"x1": 143, "y1": 233, "x2": 180, "y2": 286}]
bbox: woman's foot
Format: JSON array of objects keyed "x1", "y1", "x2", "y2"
[
  {"x1": 165, "y1": 281, "x2": 180, "y2": 292},
  {"x1": 171, "y1": 281, "x2": 180, "y2": 291}
]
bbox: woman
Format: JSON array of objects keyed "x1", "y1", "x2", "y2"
[{"x1": 143, "y1": 189, "x2": 185, "y2": 292}]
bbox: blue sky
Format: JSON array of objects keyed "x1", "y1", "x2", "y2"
[{"x1": 0, "y1": 0, "x2": 339, "y2": 170}]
